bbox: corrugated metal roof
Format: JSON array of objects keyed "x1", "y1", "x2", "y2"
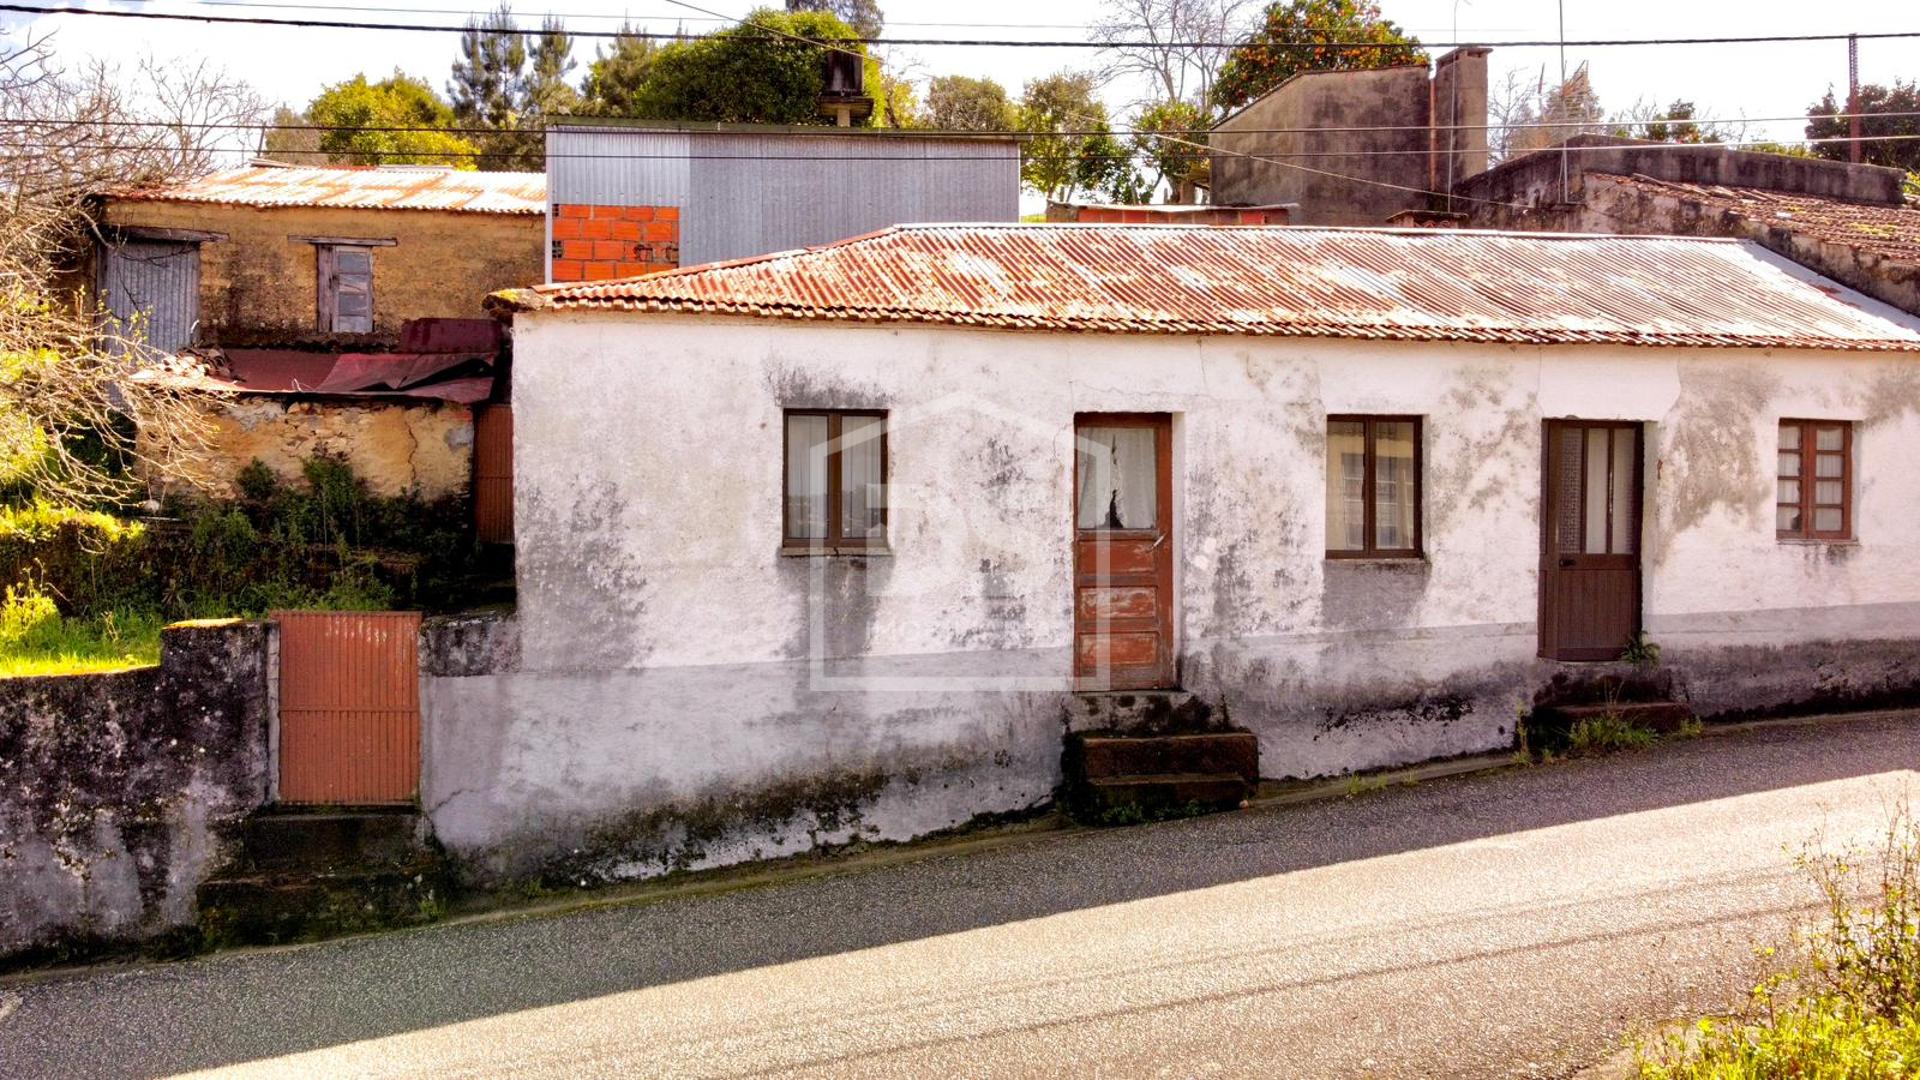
[
  {"x1": 112, "y1": 165, "x2": 546, "y2": 215},
  {"x1": 1599, "y1": 174, "x2": 1920, "y2": 263},
  {"x1": 499, "y1": 224, "x2": 1920, "y2": 351}
]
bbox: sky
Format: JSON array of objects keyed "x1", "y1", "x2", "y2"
[{"x1": 5, "y1": 0, "x2": 1919, "y2": 152}]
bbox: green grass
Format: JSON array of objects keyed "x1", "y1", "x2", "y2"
[
  {"x1": 1635, "y1": 813, "x2": 1920, "y2": 1077},
  {"x1": 0, "y1": 606, "x2": 165, "y2": 676},
  {"x1": 1567, "y1": 713, "x2": 1660, "y2": 755}
]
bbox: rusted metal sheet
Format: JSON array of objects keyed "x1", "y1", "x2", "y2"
[
  {"x1": 509, "y1": 224, "x2": 1920, "y2": 352},
  {"x1": 276, "y1": 610, "x2": 422, "y2": 806},
  {"x1": 473, "y1": 404, "x2": 514, "y2": 545},
  {"x1": 101, "y1": 238, "x2": 200, "y2": 355},
  {"x1": 114, "y1": 165, "x2": 545, "y2": 215}
]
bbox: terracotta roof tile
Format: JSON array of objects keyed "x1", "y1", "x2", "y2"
[
  {"x1": 1600, "y1": 174, "x2": 1920, "y2": 263},
  {"x1": 112, "y1": 165, "x2": 545, "y2": 215},
  {"x1": 498, "y1": 223, "x2": 1920, "y2": 352}
]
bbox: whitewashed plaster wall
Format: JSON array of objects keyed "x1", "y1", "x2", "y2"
[{"x1": 424, "y1": 309, "x2": 1920, "y2": 883}]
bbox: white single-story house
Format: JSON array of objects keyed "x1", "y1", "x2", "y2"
[{"x1": 441, "y1": 223, "x2": 1920, "y2": 884}]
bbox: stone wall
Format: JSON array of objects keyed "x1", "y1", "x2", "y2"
[
  {"x1": 97, "y1": 200, "x2": 543, "y2": 344},
  {"x1": 184, "y1": 396, "x2": 476, "y2": 500},
  {"x1": 0, "y1": 622, "x2": 271, "y2": 967}
]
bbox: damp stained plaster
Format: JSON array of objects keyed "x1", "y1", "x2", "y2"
[
  {"x1": 426, "y1": 312, "x2": 1920, "y2": 881},
  {"x1": 185, "y1": 397, "x2": 474, "y2": 499}
]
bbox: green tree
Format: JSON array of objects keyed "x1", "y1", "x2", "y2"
[
  {"x1": 449, "y1": 4, "x2": 526, "y2": 130},
  {"x1": 302, "y1": 73, "x2": 479, "y2": 167},
  {"x1": 1807, "y1": 80, "x2": 1920, "y2": 174},
  {"x1": 1211, "y1": 0, "x2": 1424, "y2": 113},
  {"x1": 526, "y1": 16, "x2": 581, "y2": 119},
  {"x1": 582, "y1": 23, "x2": 666, "y2": 116},
  {"x1": 784, "y1": 0, "x2": 883, "y2": 39},
  {"x1": 924, "y1": 75, "x2": 1016, "y2": 131},
  {"x1": 626, "y1": 9, "x2": 871, "y2": 125},
  {"x1": 1131, "y1": 99, "x2": 1210, "y2": 200},
  {"x1": 1018, "y1": 71, "x2": 1142, "y2": 203}
]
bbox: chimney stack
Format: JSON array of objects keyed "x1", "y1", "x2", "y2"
[{"x1": 1432, "y1": 47, "x2": 1492, "y2": 190}]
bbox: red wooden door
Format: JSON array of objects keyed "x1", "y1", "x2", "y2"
[
  {"x1": 1074, "y1": 414, "x2": 1175, "y2": 689},
  {"x1": 1540, "y1": 421, "x2": 1644, "y2": 661},
  {"x1": 473, "y1": 403, "x2": 513, "y2": 545},
  {"x1": 276, "y1": 610, "x2": 422, "y2": 805}
]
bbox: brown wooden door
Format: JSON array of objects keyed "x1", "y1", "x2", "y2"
[
  {"x1": 276, "y1": 610, "x2": 422, "y2": 806},
  {"x1": 1540, "y1": 421, "x2": 1644, "y2": 661},
  {"x1": 472, "y1": 403, "x2": 514, "y2": 545},
  {"x1": 1074, "y1": 414, "x2": 1175, "y2": 689}
]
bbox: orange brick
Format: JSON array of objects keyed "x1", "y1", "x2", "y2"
[
  {"x1": 644, "y1": 221, "x2": 676, "y2": 242},
  {"x1": 611, "y1": 220, "x2": 642, "y2": 241},
  {"x1": 656, "y1": 206, "x2": 680, "y2": 222},
  {"x1": 590, "y1": 239, "x2": 628, "y2": 261},
  {"x1": 589, "y1": 204, "x2": 623, "y2": 219},
  {"x1": 584, "y1": 261, "x2": 621, "y2": 281},
  {"x1": 557, "y1": 203, "x2": 590, "y2": 219},
  {"x1": 580, "y1": 218, "x2": 613, "y2": 240},
  {"x1": 551, "y1": 259, "x2": 584, "y2": 281},
  {"x1": 621, "y1": 206, "x2": 655, "y2": 222},
  {"x1": 559, "y1": 239, "x2": 593, "y2": 261},
  {"x1": 616, "y1": 261, "x2": 651, "y2": 277},
  {"x1": 551, "y1": 217, "x2": 586, "y2": 240}
]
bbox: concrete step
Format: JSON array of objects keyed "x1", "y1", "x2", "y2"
[
  {"x1": 1064, "y1": 691, "x2": 1228, "y2": 735},
  {"x1": 1076, "y1": 732, "x2": 1259, "y2": 783},
  {"x1": 1083, "y1": 774, "x2": 1253, "y2": 817},
  {"x1": 197, "y1": 860, "x2": 451, "y2": 948},
  {"x1": 239, "y1": 810, "x2": 427, "y2": 873},
  {"x1": 1539, "y1": 700, "x2": 1696, "y2": 734}
]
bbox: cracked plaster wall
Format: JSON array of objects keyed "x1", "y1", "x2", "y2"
[
  {"x1": 425, "y1": 310, "x2": 1920, "y2": 883},
  {"x1": 170, "y1": 396, "x2": 475, "y2": 500}
]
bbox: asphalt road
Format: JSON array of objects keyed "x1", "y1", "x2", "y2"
[{"x1": 4, "y1": 713, "x2": 1918, "y2": 1079}]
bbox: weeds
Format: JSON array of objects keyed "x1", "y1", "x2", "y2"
[
  {"x1": 1344, "y1": 774, "x2": 1390, "y2": 798},
  {"x1": 1567, "y1": 713, "x2": 1660, "y2": 755},
  {"x1": 0, "y1": 580, "x2": 163, "y2": 674},
  {"x1": 1635, "y1": 809, "x2": 1920, "y2": 1077}
]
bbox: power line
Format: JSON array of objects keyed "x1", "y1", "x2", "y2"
[{"x1": 6, "y1": 3, "x2": 1920, "y2": 50}]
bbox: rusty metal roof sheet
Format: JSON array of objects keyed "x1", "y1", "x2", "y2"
[
  {"x1": 498, "y1": 224, "x2": 1920, "y2": 351},
  {"x1": 1599, "y1": 174, "x2": 1920, "y2": 263},
  {"x1": 112, "y1": 165, "x2": 546, "y2": 215}
]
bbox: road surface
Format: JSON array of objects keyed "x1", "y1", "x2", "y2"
[{"x1": 3, "y1": 712, "x2": 1916, "y2": 1079}]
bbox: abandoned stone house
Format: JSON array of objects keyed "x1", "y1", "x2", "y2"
[
  {"x1": 91, "y1": 162, "x2": 543, "y2": 521},
  {"x1": 438, "y1": 222, "x2": 1920, "y2": 884}
]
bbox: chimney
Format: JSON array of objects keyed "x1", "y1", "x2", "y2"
[
  {"x1": 1432, "y1": 47, "x2": 1491, "y2": 191},
  {"x1": 819, "y1": 50, "x2": 873, "y2": 128}
]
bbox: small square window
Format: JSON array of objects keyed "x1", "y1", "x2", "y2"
[
  {"x1": 1776, "y1": 419, "x2": 1851, "y2": 541},
  {"x1": 1326, "y1": 416, "x2": 1422, "y2": 558},
  {"x1": 317, "y1": 245, "x2": 374, "y2": 333},
  {"x1": 784, "y1": 410, "x2": 887, "y2": 552}
]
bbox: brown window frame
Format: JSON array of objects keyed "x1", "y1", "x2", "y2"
[
  {"x1": 1326, "y1": 414, "x2": 1424, "y2": 560},
  {"x1": 1777, "y1": 419, "x2": 1852, "y2": 542},
  {"x1": 782, "y1": 409, "x2": 888, "y2": 554}
]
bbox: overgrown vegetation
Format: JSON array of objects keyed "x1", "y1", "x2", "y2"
[
  {"x1": 1566, "y1": 713, "x2": 1661, "y2": 755},
  {"x1": 1636, "y1": 811, "x2": 1920, "y2": 1077},
  {"x1": 0, "y1": 455, "x2": 494, "y2": 674}
]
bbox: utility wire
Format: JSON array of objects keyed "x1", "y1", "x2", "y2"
[{"x1": 5, "y1": 2, "x2": 1920, "y2": 50}]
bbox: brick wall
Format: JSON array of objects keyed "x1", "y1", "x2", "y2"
[{"x1": 551, "y1": 204, "x2": 681, "y2": 283}]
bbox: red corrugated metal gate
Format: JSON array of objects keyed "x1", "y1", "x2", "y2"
[{"x1": 276, "y1": 610, "x2": 422, "y2": 806}]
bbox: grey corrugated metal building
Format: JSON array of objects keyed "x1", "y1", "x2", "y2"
[{"x1": 545, "y1": 119, "x2": 1020, "y2": 281}]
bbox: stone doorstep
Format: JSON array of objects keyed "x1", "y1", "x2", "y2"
[
  {"x1": 1064, "y1": 691, "x2": 1228, "y2": 736},
  {"x1": 238, "y1": 809, "x2": 430, "y2": 874},
  {"x1": 1550, "y1": 700, "x2": 1697, "y2": 733},
  {"x1": 1084, "y1": 774, "x2": 1254, "y2": 814},
  {"x1": 196, "y1": 861, "x2": 451, "y2": 948},
  {"x1": 1077, "y1": 732, "x2": 1260, "y2": 783}
]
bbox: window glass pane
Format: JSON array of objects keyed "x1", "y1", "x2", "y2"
[
  {"x1": 1076, "y1": 427, "x2": 1157, "y2": 530},
  {"x1": 1373, "y1": 421, "x2": 1416, "y2": 550},
  {"x1": 1815, "y1": 480, "x2": 1844, "y2": 505},
  {"x1": 1778, "y1": 423, "x2": 1801, "y2": 450},
  {"x1": 1777, "y1": 451, "x2": 1801, "y2": 479},
  {"x1": 839, "y1": 415, "x2": 885, "y2": 539},
  {"x1": 1815, "y1": 454, "x2": 1844, "y2": 479},
  {"x1": 1584, "y1": 428, "x2": 1610, "y2": 554},
  {"x1": 1554, "y1": 427, "x2": 1584, "y2": 554},
  {"x1": 1610, "y1": 428, "x2": 1637, "y2": 555},
  {"x1": 1777, "y1": 505, "x2": 1802, "y2": 533},
  {"x1": 1815, "y1": 426, "x2": 1844, "y2": 451},
  {"x1": 1326, "y1": 420, "x2": 1366, "y2": 551},
  {"x1": 334, "y1": 248, "x2": 372, "y2": 275},
  {"x1": 1778, "y1": 478, "x2": 1800, "y2": 505},
  {"x1": 785, "y1": 414, "x2": 829, "y2": 539},
  {"x1": 1814, "y1": 508, "x2": 1842, "y2": 532}
]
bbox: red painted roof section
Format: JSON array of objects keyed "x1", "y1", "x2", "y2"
[
  {"x1": 1598, "y1": 174, "x2": 1920, "y2": 263},
  {"x1": 502, "y1": 224, "x2": 1920, "y2": 351},
  {"x1": 113, "y1": 165, "x2": 545, "y2": 215}
]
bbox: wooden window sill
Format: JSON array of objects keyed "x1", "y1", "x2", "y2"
[
  {"x1": 1776, "y1": 537, "x2": 1859, "y2": 546},
  {"x1": 779, "y1": 545, "x2": 892, "y2": 558}
]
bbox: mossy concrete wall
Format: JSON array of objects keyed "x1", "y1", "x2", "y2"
[
  {"x1": 98, "y1": 199, "x2": 542, "y2": 344},
  {"x1": 185, "y1": 396, "x2": 476, "y2": 500},
  {"x1": 0, "y1": 622, "x2": 270, "y2": 967}
]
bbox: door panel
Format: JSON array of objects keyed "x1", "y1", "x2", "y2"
[
  {"x1": 1073, "y1": 415, "x2": 1175, "y2": 689},
  {"x1": 1540, "y1": 421, "x2": 1643, "y2": 661}
]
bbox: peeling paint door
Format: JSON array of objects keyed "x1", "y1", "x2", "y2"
[
  {"x1": 1539, "y1": 421, "x2": 1644, "y2": 661},
  {"x1": 1074, "y1": 414, "x2": 1175, "y2": 689}
]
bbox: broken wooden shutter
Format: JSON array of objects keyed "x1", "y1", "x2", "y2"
[{"x1": 319, "y1": 245, "x2": 375, "y2": 333}]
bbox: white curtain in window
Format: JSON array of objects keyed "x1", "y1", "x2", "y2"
[
  {"x1": 1326, "y1": 420, "x2": 1366, "y2": 551},
  {"x1": 840, "y1": 415, "x2": 885, "y2": 539},
  {"x1": 785, "y1": 415, "x2": 829, "y2": 539},
  {"x1": 1374, "y1": 420, "x2": 1416, "y2": 550},
  {"x1": 1076, "y1": 427, "x2": 1157, "y2": 530}
]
